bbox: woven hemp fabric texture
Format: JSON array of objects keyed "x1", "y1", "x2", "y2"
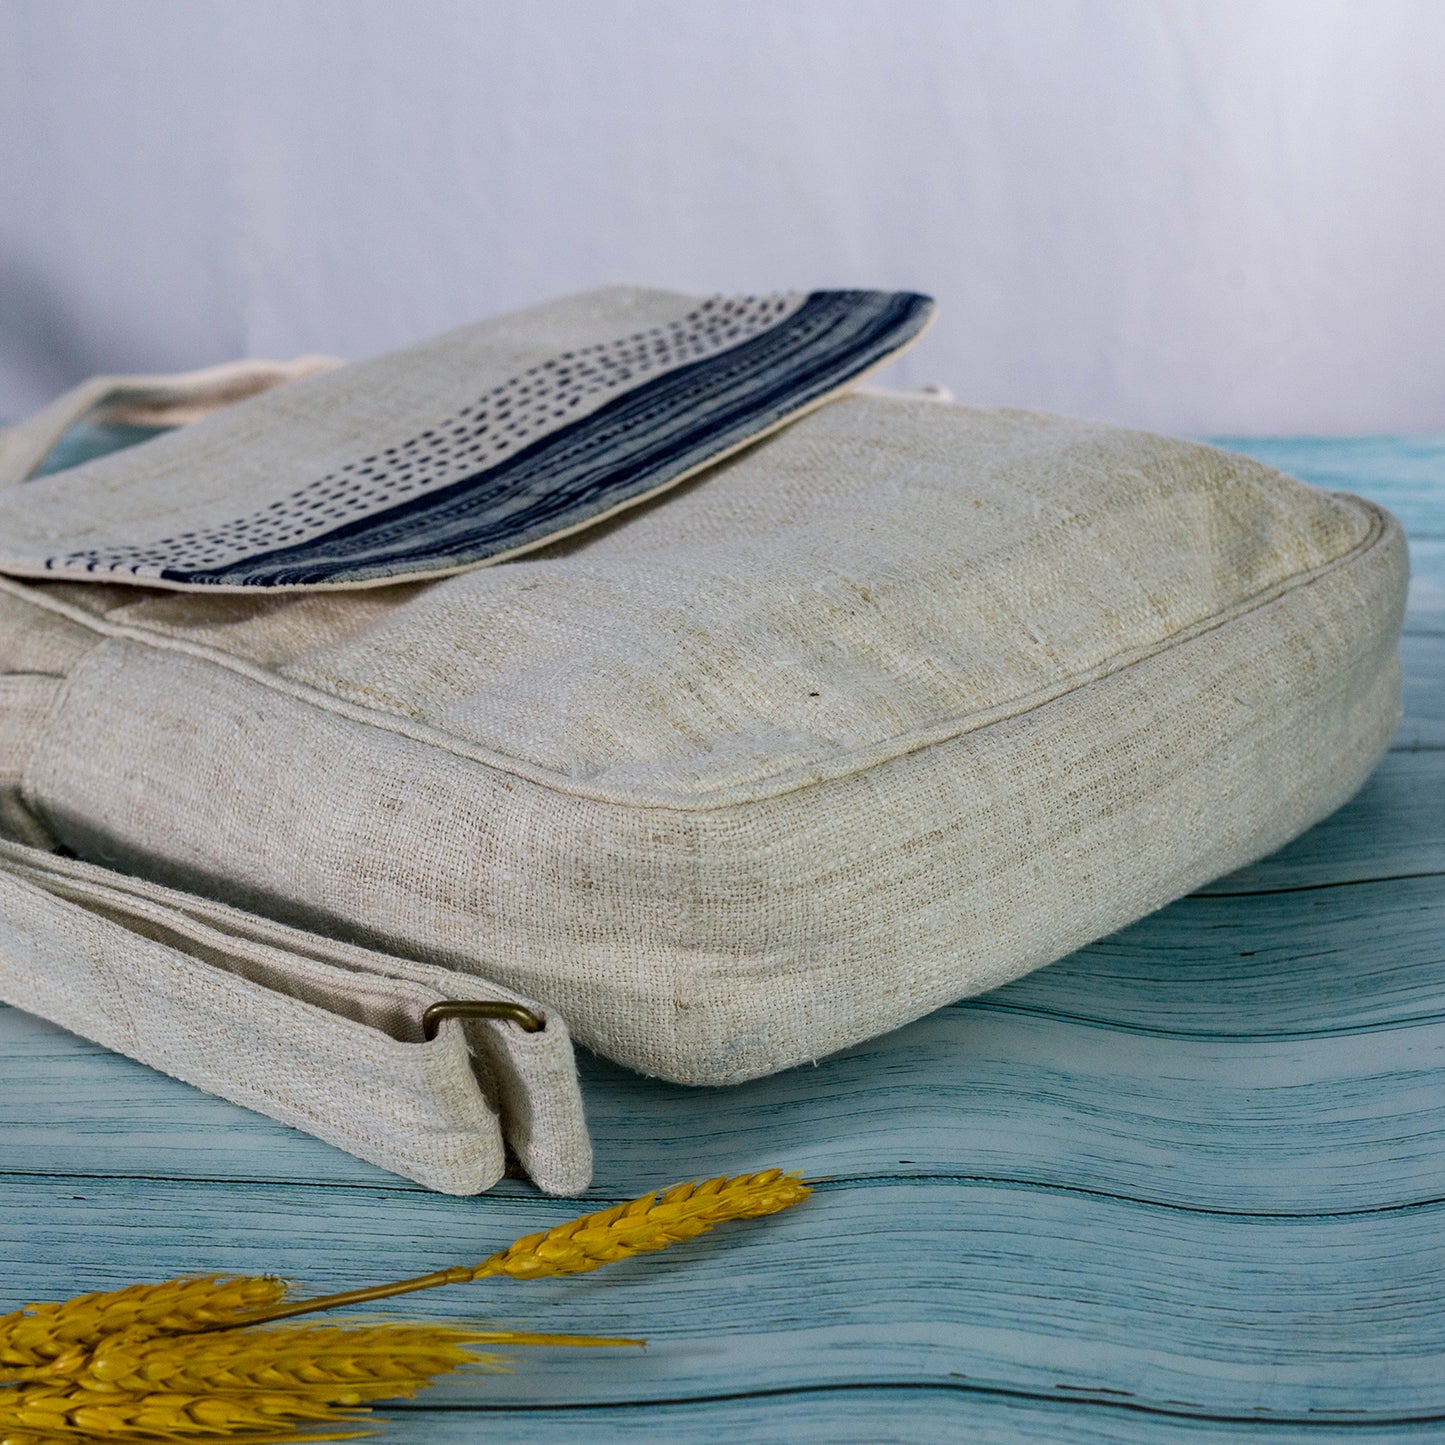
[{"x1": 0, "y1": 285, "x2": 1407, "y2": 1193}]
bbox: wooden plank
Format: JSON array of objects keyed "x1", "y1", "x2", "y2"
[
  {"x1": 992, "y1": 874, "x2": 1445, "y2": 1035},
  {"x1": 1398, "y1": 632, "x2": 1445, "y2": 748},
  {"x1": 6, "y1": 990, "x2": 1445, "y2": 1215},
  {"x1": 585, "y1": 1018, "x2": 1445, "y2": 1211},
  {"x1": 1405, "y1": 537, "x2": 1445, "y2": 634},
  {"x1": 381, "y1": 1392, "x2": 1445, "y2": 1445},
  {"x1": 1, "y1": 1176, "x2": 1441, "y2": 1424}
]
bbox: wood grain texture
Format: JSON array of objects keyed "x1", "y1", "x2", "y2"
[
  {"x1": 3, "y1": 1175, "x2": 1444, "y2": 1414},
  {"x1": 1, "y1": 437, "x2": 1441, "y2": 1441}
]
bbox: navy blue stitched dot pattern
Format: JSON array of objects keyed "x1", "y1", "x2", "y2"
[{"x1": 44, "y1": 290, "x2": 934, "y2": 588}]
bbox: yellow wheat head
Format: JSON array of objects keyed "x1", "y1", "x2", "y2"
[
  {"x1": 0, "y1": 1277, "x2": 289, "y2": 1373},
  {"x1": 0, "y1": 1379, "x2": 367, "y2": 1441},
  {"x1": 0, "y1": 1169, "x2": 810, "y2": 1443},
  {"x1": 472, "y1": 1168, "x2": 812, "y2": 1281}
]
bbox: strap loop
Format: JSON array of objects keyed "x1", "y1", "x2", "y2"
[{"x1": 422, "y1": 999, "x2": 544, "y2": 1040}]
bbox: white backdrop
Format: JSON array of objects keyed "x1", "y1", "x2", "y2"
[{"x1": 2, "y1": 0, "x2": 1441, "y2": 434}]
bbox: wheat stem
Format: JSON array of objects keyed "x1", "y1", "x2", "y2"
[{"x1": 225, "y1": 1170, "x2": 809, "y2": 1329}]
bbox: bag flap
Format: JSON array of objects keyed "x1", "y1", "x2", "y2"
[{"x1": 0, "y1": 287, "x2": 933, "y2": 592}]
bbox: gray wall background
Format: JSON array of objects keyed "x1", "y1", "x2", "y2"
[{"x1": 2, "y1": 0, "x2": 1440, "y2": 434}]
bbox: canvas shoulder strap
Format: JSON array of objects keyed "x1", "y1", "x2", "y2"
[{"x1": 0, "y1": 831, "x2": 591, "y2": 1196}]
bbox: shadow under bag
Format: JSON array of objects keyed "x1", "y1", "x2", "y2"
[{"x1": 0, "y1": 287, "x2": 1406, "y2": 1195}]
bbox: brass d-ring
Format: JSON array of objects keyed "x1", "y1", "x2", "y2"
[{"x1": 421, "y1": 1000, "x2": 545, "y2": 1041}]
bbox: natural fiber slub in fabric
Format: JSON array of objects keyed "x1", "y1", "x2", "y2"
[{"x1": 0, "y1": 391, "x2": 1407, "y2": 1086}]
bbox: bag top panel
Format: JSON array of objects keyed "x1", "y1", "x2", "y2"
[
  {"x1": 0, "y1": 287, "x2": 934, "y2": 591},
  {"x1": 82, "y1": 393, "x2": 1386, "y2": 806}
]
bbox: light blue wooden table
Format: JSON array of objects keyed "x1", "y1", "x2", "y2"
[{"x1": 3, "y1": 433, "x2": 1442, "y2": 1442}]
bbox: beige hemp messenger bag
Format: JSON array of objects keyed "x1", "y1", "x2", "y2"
[{"x1": 0, "y1": 287, "x2": 1407, "y2": 1196}]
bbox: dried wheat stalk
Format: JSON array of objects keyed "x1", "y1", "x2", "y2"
[{"x1": 0, "y1": 1169, "x2": 811, "y2": 1443}]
